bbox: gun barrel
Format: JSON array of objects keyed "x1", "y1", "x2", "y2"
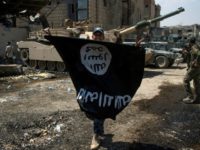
[
  {"x1": 119, "y1": 26, "x2": 137, "y2": 35},
  {"x1": 119, "y1": 20, "x2": 150, "y2": 35},
  {"x1": 119, "y1": 7, "x2": 185, "y2": 36},
  {"x1": 150, "y1": 7, "x2": 185, "y2": 23}
]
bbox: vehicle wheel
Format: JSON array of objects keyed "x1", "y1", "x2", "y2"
[
  {"x1": 47, "y1": 61, "x2": 56, "y2": 71},
  {"x1": 155, "y1": 56, "x2": 169, "y2": 68},
  {"x1": 29, "y1": 60, "x2": 37, "y2": 68},
  {"x1": 56, "y1": 62, "x2": 66, "y2": 72},
  {"x1": 20, "y1": 49, "x2": 29, "y2": 61},
  {"x1": 38, "y1": 61, "x2": 46, "y2": 70}
]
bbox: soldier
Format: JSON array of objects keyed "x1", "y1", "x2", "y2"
[
  {"x1": 89, "y1": 27, "x2": 105, "y2": 150},
  {"x1": 182, "y1": 37, "x2": 200, "y2": 104},
  {"x1": 5, "y1": 41, "x2": 14, "y2": 64},
  {"x1": 79, "y1": 28, "x2": 90, "y2": 39},
  {"x1": 89, "y1": 27, "x2": 141, "y2": 149}
]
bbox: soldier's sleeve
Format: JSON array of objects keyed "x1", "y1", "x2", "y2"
[
  {"x1": 196, "y1": 44, "x2": 200, "y2": 64},
  {"x1": 197, "y1": 50, "x2": 200, "y2": 66}
]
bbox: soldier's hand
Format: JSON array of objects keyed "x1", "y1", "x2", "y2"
[
  {"x1": 191, "y1": 60, "x2": 198, "y2": 67},
  {"x1": 135, "y1": 38, "x2": 144, "y2": 47}
]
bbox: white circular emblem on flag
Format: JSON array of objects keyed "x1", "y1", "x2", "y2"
[{"x1": 80, "y1": 43, "x2": 112, "y2": 75}]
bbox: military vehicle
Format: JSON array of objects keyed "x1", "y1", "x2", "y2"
[
  {"x1": 123, "y1": 41, "x2": 176, "y2": 68},
  {"x1": 17, "y1": 7, "x2": 185, "y2": 71},
  {"x1": 17, "y1": 28, "x2": 74, "y2": 71}
]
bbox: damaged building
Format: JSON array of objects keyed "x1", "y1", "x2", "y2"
[{"x1": 36, "y1": 0, "x2": 160, "y2": 30}]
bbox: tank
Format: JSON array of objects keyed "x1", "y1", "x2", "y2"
[
  {"x1": 17, "y1": 28, "x2": 77, "y2": 71},
  {"x1": 17, "y1": 7, "x2": 185, "y2": 71}
]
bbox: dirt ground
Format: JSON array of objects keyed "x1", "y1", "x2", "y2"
[{"x1": 0, "y1": 64, "x2": 200, "y2": 150}]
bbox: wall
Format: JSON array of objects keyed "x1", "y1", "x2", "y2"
[
  {"x1": 40, "y1": 0, "x2": 124, "y2": 30},
  {"x1": 144, "y1": 0, "x2": 156, "y2": 20},
  {"x1": 33, "y1": 0, "x2": 158, "y2": 31},
  {"x1": 155, "y1": 4, "x2": 161, "y2": 27},
  {"x1": 41, "y1": 0, "x2": 69, "y2": 28},
  {"x1": 88, "y1": 0, "x2": 122, "y2": 30},
  {"x1": 129, "y1": 0, "x2": 144, "y2": 25}
]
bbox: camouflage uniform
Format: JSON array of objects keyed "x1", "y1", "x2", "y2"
[
  {"x1": 183, "y1": 43, "x2": 200, "y2": 103},
  {"x1": 182, "y1": 44, "x2": 191, "y2": 70}
]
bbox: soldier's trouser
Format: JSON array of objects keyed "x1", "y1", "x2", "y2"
[
  {"x1": 93, "y1": 118, "x2": 105, "y2": 135},
  {"x1": 183, "y1": 68, "x2": 200, "y2": 100}
]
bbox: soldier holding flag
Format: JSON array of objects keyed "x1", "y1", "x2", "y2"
[
  {"x1": 45, "y1": 26, "x2": 145, "y2": 150},
  {"x1": 89, "y1": 27, "x2": 106, "y2": 150}
]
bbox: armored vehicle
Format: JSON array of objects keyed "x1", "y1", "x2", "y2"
[
  {"x1": 17, "y1": 7, "x2": 185, "y2": 71},
  {"x1": 123, "y1": 41, "x2": 177, "y2": 68},
  {"x1": 147, "y1": 48, "x2": 177, "y2": 68},
  {"x1": 17, "y1": 28, "x2": 74, "y2": 71}
]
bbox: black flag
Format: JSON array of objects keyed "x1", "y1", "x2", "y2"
[{"x1": 45, "y1": 36, "x2": 145, "y2": 120}]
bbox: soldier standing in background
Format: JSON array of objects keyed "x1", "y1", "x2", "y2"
[
  {"x1": 79, "y1": 28, "x2": 90, "y2": 39},
  {"x1": 5, "y1": 41, "x2": 14, "y2": 64},
  {"x1": 182, "y1": 37, "x2": 200, "y2": 104}
]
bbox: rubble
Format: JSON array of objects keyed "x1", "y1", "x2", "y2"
[{"x1": 54, "y1": 124, "x2": 65, "y2": 133}]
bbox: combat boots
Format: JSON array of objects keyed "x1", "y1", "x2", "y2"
[
  {"x1": 182, "y1": 96, "x2": 194, "y2": 104},
  {"x1": 90, "y1": 134, "x2": 101, "y2": 150}
]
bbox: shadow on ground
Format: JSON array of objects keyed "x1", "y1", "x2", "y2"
[
  {"x1": 131, "y1": 83, "x2": 200, "y2": 149},
  {"x1": 101, "y1": 134, "x2": 174, "y2": 150},
  {"x1": 143, "y1": 70, "x2": 163, "y2": 78},
  {"x1": 168, "y1": 65, "x2": 186, "y2": 70}
]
